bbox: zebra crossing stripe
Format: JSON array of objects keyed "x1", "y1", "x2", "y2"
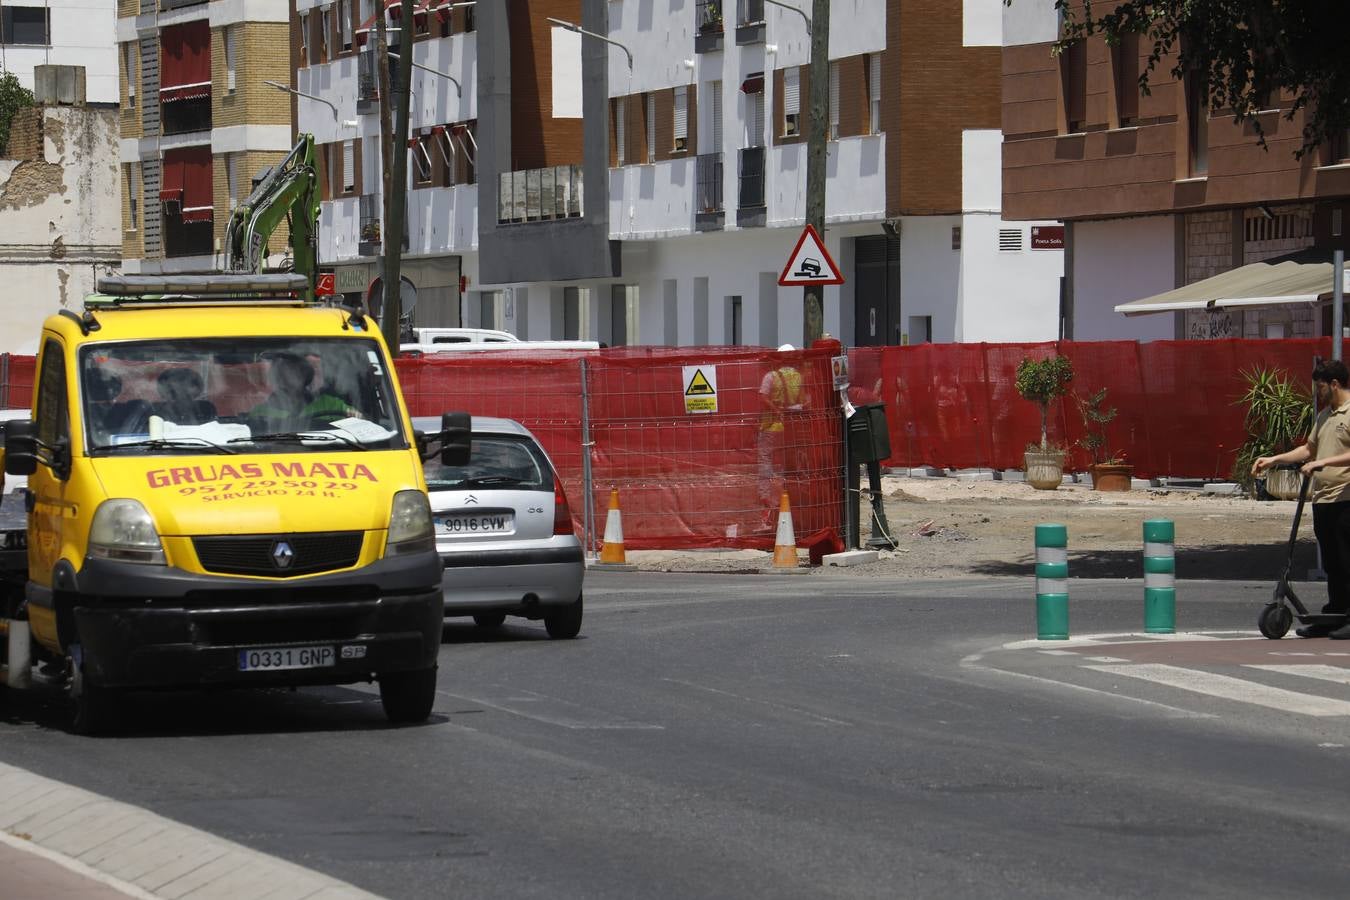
[
  {"x1": 1244, "y1": 664, "x2": 1350, "y2": 686},
  {"x1": 1084, "y1": 663, "x2": 1350, "y2": 717}
]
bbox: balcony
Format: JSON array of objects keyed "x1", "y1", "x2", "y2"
[
  {"x1": 695, "y1": 0, "x2": 723, "y2": 54},
  {"x1": 359, "y1": 194, "x2": 381, "y2": 256},
  {"x1": 159, "y1": 0, "x2": 206, "y2": 9},
  {"x1": 696, "y1": 152, "x2": 724, "y2": 232},
  {"x1": 735, "y1": 0, "x2": 765, "y2": 44},
  {"x1": 737, "y1": 147, "x2": 765, "y2": 228},
  {"x1": 497, "y1": 165, "x2": 583, "y2": 225},
  {"x1": 357, "y1": 50, "x2": 378, "y2": 115}
]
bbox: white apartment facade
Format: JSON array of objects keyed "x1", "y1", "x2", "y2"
[{"x1": 0, "y1": 0, "x2": 117, "y2": 103}]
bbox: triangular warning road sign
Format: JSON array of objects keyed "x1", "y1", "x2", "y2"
[
  {"x1": 778, "y1": 224, "x2": 844, "y2": 287},
  {"x1": 685, "y1": 369, "x2": 715, "y2": 395}
]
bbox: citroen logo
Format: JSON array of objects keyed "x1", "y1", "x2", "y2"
[
  {"x1": 271, "y1": 540, "x2": 295, "y2": 569},
  {"x1": 465, "y1": 494, "x2": 479, "y2": 505}
]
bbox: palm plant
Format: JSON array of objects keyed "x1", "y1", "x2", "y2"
[{"x1": 1232, "y1": 366, "x2": 1313, "y2": 490}]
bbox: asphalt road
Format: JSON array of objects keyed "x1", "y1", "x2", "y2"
[{"x1": 4, "y1": 574, "x2": 1350, "y2": 899}]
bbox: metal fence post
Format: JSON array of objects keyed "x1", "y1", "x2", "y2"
[
  {"x1": 1, "y1": 353, "x2": 9, "y2": 407},
  {"x1": 579, "y1": 357, "x2": 595, "y2": 560}
]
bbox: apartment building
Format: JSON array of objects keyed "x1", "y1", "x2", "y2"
[
  {"x1": 0, "y1": 0, "x2": 117, "y2": 102},
  {"x1": 116, "y1": 0, "x2": 293, "y2": 275},
  {"x1": 301, "y1": 0, "x2": 1063, "y2": 346},
  {"x1": 1002, "y1": 3, "x2": 1350, "y2": 342}
]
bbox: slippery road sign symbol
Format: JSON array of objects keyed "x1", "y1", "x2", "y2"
[{"x1": 779, "y1": 224, "x2": 844, "y2": 286}]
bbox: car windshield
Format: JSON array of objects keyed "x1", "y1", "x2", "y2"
[
  {"x1": 80, "y1": 338, "x2": 407, "y2": 455},
  {"x1": 423, "y1": 435, "x2": 551, "y2": 492}
]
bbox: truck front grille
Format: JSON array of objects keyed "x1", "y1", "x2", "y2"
[{"x1": 193, "y1": 532, "x2": 364, "y2": 577}]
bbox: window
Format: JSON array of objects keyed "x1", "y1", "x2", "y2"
[
  {"x1": 673, "y1": 86, "x2": 689, "y2": 152},
  {"x1": 319, "y1": 7, "x2": 330, "y2": 62},
  {"x1": 343, "y1": 139, "x2": 356, "y2": 192},
  {"x1": 710, "y1": 80, "x2": 722, "y2": 150},
  {"x1": 729, "y1": 295, "x2": 743, "y2": 345},
  {"x1": 951, "y1": 226, "x2": 961, "y2": 250},
  {"x1": 625, "y1": 286, "x2": 640, "y2": 346},
  {"x1": 750, "y1": 90, "x2": 765, "y2": 147},
  {"x1": 1336, "y1": 127, "x2": 1350, "y2": 164},
  {"x1": 615, "y1": 97, "x2": 626, "y2": 165},
  {"x1": 36, "y1": 341, "x2": 68, "y2": 452},
  {"x1": 1, "y1": 6, "x2": 51, "y2": 46},
  {"x1": 646, "y1": 93, "x2": 656, "y2": 164},
  {"x1": 1187, "y1": 70, "x2": 1208, "y2": 176},
  {"x1": 224, "y1": 26, "x2": 237, "y2": 92},
  {"x1": 1061, "y1": 39, "x2": 1087, "y2": 133},
  {"x1": 124, "y1": 43, "x2": 137, "y2": 107},
  {"x1": 1113, "y1": 33, "x2": 1139, "y2": 127},
  {"x1": 782, "y1": 67, "x2": 800, "y2": 137},
  {"x1": 411, "y1": 138, "x2": 433, "y2": 184},
  {"x1": 868, "y1": 54, "x2": 880, "y2": 134},
  {"x1": 299, "y1": 12, "x2": 309, "y2": 65},
  {"x1": 126, "y1": 165, "x2": 140, "y2": 231},
  {"x1": 828, "y1": 61, "x2": 840, "y2": 140},
  {"x1": 340, "y1": 0, "x2": 354, "y2": 52},
  {"x1": 225, "y1": 153, "x2": 237, "y2": 207}
]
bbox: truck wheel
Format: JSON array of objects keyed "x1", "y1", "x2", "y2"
[
  {"x1": 69, "y1": 663, "x2": 115, "y2": 737},
  {"x1": 473, "y1": 612, "x2": 506, "y2": 628},
  {"x1": 379, "y1": 666, "x2": 438, "y2": 724},
  {"x1": 544, "y1": 595, "x2": 583, "y2": 640}
]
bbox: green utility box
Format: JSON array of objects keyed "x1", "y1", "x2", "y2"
[{"x1": 848, "y1": 403, "x2": 892, "y2": 464}]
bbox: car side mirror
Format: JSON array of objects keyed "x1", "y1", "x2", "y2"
[
  {"x1": 4, "y1": 420, "x2": 38, "y2": 476},
  {"x1": 439, "y1": 411, "x2": 471, "y2": 467}
]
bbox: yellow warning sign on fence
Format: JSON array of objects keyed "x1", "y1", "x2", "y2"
[{"x1": 682, "y1": 365, "x2": 718, "y2": 414}]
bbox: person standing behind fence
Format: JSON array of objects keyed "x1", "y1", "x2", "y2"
[
  {"x1": 1253, "y1": 358, "x2": 1350, "y2": 639},
  {"x1": 759, "y1": 344, "x2": 806, "y2": 526}
]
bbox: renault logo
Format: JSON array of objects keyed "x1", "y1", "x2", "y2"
[{"x1": 271, "y1": 540, "x2": 295, "y2": 569}]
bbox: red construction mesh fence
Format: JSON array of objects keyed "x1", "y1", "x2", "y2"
[
  {"x1": 847, "y1": 338, "x2": 1332, "y2": 479},
  {"x1": 397, "y1": 346, "x2": 844, "y2": 551}
]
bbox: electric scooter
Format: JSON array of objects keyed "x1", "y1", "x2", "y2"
[{"x1": 1258, "y1": 472, "x2": 1350, "y2": 638}]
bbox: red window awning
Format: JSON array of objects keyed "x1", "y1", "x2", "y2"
[
  {"x1": 160, "y1": 20, "x2": 212, "y2": 103},
  {"x1": 161, "y1": 147, "x2": 213, "y2": 223},
  {"x1": 740, "y1": 74, "x2": 764, "y2": 94}
]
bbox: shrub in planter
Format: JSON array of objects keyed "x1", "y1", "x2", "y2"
[
  {"x1": 1232, "y1": 366, "x2": 1312, "y2": 498},
  {"x1": 1075, "y1": 387, "x2": 1132, "y2": 490},
  {"x1": 1015, "y1": 355, "x2": 1074, "y2": 490}
]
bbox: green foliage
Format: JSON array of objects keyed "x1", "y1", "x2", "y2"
[
  {"x1": 1015, "y1": 355, "x2": 1074, "y2": 451},
  {"x1": 1075, "y1": 387, "x2": 1122, "y2": 466},
  {"x1": 1006, "y1": 1, "x2": 1350, "y2": 158},
  {"x1": 0, "y1": 70, "x2": 35, "y2": 158},
  {"x1": 1232, "y1": 366, "x2": 1313, "y2": 489}
]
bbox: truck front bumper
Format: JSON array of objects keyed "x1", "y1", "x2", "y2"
[{"x1": 65, "y1": 552, "x2": 444, "y2": 690}]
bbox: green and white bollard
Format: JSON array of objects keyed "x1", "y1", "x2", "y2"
[
  {"x1": 1143, "y1": 519, "x2": 1176, "y2": 633},
  {"x1": 1035, "y1": 523, "x2": 1069, "y2": 640}
]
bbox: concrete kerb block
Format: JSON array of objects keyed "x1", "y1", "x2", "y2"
[
  {"x1": 1202, "y1": 482, "x2": 1240, "y2": 495},
  {"x1": 822, "y1": 549, "x2": 878, "y2": 567}
]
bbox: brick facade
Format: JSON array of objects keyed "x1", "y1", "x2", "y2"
[
  {"x1": 121, "y1": 164, "x2": 144, "y2": 261},
  {"x1": 120, "y1": 41, "x2": 142, "y2": 139},
  {"x1": 213, "y1": 22, "x2": 292, "y2": 130},
  {"x1": 507, "y1": 0, "x2": 583, "y2": 170},
  {"x1": 4, "y1": 108, "x2": 43, "y2": 159},
  {"x1": 212, "y1": 150, "x2": 290, "y2": 249}
]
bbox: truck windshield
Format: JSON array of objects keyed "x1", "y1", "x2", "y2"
[{"x1": 79, "y1": 338, "x2": 408, "y2": 455}]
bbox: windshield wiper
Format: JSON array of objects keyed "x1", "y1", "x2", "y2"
[
  {"x1": 90, "y1": 438, "x2": 236, "y2": 455},
  {"x1": 459, "y1": 475, "x2": 523, "y2": 486},
  {"x1": 229, "y1": 431, "x2": 370, "y2": 451}
]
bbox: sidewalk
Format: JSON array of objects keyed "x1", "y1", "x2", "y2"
[{"x1": 0, "y1": 838, "x2": 144, "y2": 899}]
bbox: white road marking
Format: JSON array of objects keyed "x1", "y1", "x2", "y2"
[
  {"x1": 999, "y1": 631, "x2": 1259, "y2": 651},
  {"x1": 1084, "y1": 664, "x2": 1350, "y2": 717},
  {"x1": 1037, "y1": 650, "x2": 1079, "y2": 656},
  {"x1": 1246, "y1": 664, "x2": 1350, "y2": 686},
  {"x1": 663, "y1": 678, "x2": 853, "y2": 726},
  {"x1": 957, "y1": 662, "x2": 1214, "y2": 719},
  {"x1": 436, "y1": 688, "x2": 663, "y2": 730},
  {"x1": 1083, "y1": 656, "x2": 1129, "y2": 663}
]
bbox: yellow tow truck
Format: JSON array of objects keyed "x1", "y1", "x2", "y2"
[{"x1": 0, "y1": 137, "x2": 468, "y2": 733}]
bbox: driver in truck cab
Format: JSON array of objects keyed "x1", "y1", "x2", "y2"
[{"x1": 247, "y1": 351, "x2": 358, "y2": 431}]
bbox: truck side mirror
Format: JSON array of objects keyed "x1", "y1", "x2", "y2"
[
  {"x1": 4, "y1": 420, "x2": 38, "y2": 476},
  {"x1": 439, "y1": 411, "x2": 471, "y2": 467}
]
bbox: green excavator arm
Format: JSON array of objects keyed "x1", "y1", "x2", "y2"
[{"x1": 223, "y1": 134, "x2": 321, "y2": 301}]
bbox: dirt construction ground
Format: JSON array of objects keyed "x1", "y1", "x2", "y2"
[{"x1": 626, "y1": 475, "x2": 1319, "y2": 580}]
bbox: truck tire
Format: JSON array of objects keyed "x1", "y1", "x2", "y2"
[
  {"x1": 544, "y1": 594, "x2": 583, "y2": 640},
  {"x1": 69, "y1": 662, "x2": 115, "y2": 737},
  {"x1": 379, "y1": 666, "x2": 438, "y2": 724}
]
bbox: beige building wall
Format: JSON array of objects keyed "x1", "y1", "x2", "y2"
[
  {"x1": 212, "y1": 22, "x2": 293, "y2": 130},
  {"x1": 212, "y1": 150, "x2": 291, "y2": 252}
]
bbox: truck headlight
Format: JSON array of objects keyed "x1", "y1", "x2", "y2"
[
  {"x1": 386, "y1": 490, "x2": 433, "y2": 555},
  {"x1": 89, "y1": 499, "x2": 166, "y2": 565}
]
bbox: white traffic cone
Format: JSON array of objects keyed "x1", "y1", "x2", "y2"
[
  {"x1": 591, "y1": 487, "x2": 637, "y2": 571},
  {"x1": 765, "y1": 491, "x2": 807, "y2": 573}
]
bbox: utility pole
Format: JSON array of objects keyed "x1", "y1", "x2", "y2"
[
  {"x1": 803, "y1": 0, "x2": 830, "y2": 344},
  {"x1": 376, "y1": 0, "x2": 414, "y2": 353}
]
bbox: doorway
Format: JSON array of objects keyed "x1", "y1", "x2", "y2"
[{"x1": 853, "y1": 235, "x2": 901, "y2": 346}]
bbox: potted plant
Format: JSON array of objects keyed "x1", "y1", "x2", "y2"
[
  {"x1": 1233, "y1": 366, "x2": 1313, "y2": 499},
  {"x1": 1015, "y1": 354, "x2": 1074, "y2": 490},
  {"x1": 1075, "y1": 387, "x2": 1132, "y2": 491}
]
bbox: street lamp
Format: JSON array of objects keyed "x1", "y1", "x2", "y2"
[
  {"x1": 545, "y1": 16, "x2": 633, "y2": 70},
  {"x1": 763, "y1": 0, "x2": 811, "y2": 29},
  {"x1": 386, "y1": 52, "x2": 461, "y2": 97},
  {"x1": 265, "y1": 80, "x2": 338, "y2": 118}
]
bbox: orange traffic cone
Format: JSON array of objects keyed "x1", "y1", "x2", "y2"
[
  {"x1": 592, "y1": 487, "x2": 637, "y2": 571},
  {"x1": 767, "y1": 491, "x2": 807, "y2": 573}
]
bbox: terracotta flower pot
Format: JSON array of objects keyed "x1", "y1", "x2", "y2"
[
  {"x1": 1090, "y1": 463, "x2": 1132, "y2": 492},
  {"x1": 1024, "y1": 448, "x2": 1065, "y2": 490}
]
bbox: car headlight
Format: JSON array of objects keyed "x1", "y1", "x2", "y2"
[
  {"x1": 386, "y1": 489, "x2": 434, "y2": 555},
  {"x1": 89, "y1": 499, "x2": 166, "y2": 564}
]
